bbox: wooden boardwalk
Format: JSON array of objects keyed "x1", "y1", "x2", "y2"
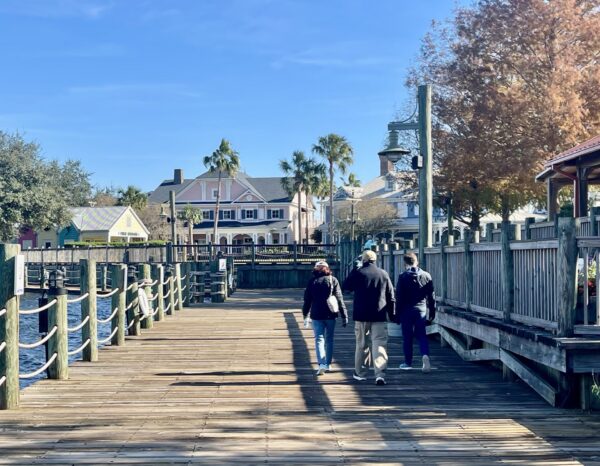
[{"x1": 1, "y1": 289, "x2": 600, "y2": 465}]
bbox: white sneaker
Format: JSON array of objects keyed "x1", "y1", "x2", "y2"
[
  {"x1": 375, "y1": 377, "x2": 386, "y2": 386},
  {"x1": 315, "y1": 365, "x2": 326, "y2": 376},
  {"x1": 352, "y1": 372, "x2": 367, "y2": 381},
  {"x1": 399, "y1": 363, "x2": 412, "y2": 370},
  {"x1": 422, "y1": 355, "x2": 431, "y2": 373}
]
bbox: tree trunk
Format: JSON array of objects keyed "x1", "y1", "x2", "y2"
[
  {"x1": 297, "y1": 190, "x2": 302, "y2": 244},
  {"x1": 213, "y1": 171, "x2": 222, "y2": 252},
  {"x1": 329, "y1": 163, "x2": 334, "y2": 243},
  {"x1": 501, "y1": 195, "x2": 510, "y2": 223},
  {"x1": 305, "y1": 190, "x2": 309, "y2": 244}
]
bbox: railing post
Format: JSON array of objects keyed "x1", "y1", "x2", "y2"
[
  {"x1": 47, "y1": 281, "x2": 68, "y2": 380},
  {"x1": 110, "y1": 264, "x2": 126, "y2": 346},
  {"x1": 524, "y1": 217, "x2": 535, "y2": 240},
  {"x1": 381, "y1": 243, "x2": 389, "y2": 275},
  {"x1": 464, "y1": 230, "x2": 474, "y2": 310},
  {"x1": 557, "y1": 217, "x2": 577, "y2": 337},
  {"x1": 590, "y1": 206, "x2": 600, "y2": 236},
  {"x1": 501, "y1": 221, "x2": 514, "y2": 322},
  {"x1": 175, "y1": 263, "x2": 184, "y2": 311},
  {"x1": 151, "y1": 264, "x2": 165, "y2": 321},
  {"x1": 486, "y1": 223, "x2": 494, "y2": 242},
  {"x1": 389, "y1": 242, "x2": 399, "y2": 283},
  {"x1": 513, "y1": 223, "x2": 521, "y2": 241},
  {"x1": 0, "y1": 244, "x2": 20, "y2": 409},
  {"x1": 292, "y1": 242, "x2": 298, "y2": 264},
  {"x1": 441, "y1": 241, "x2": 448, "y2": 305},
  {"x1": 126, "y1": 268, "x2": 141, "y2": 336},
  {"x1": 80, "y1": 259, "x2": 97, "y2": 362},
  {"x1": 101, "y1": 264, "x2": 108, "y2": 292},
  {"x1": 139, "y1": 264, "x2": 153, "y2": 330}
]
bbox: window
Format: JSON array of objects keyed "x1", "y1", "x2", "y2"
[
  {"x1": 386, "y1": 179, "x2": 396, "y2": 191},
  {"x1": 271, "y1": 209, "x2": 281, "y2": 219},
  {"x1": 245, "y1": 209, "x2": 255, "y2": 219},
  {"x1": 45, "y1": 241, "x2": 52, "y2": 248},
  {"x1": 202, "y1": 210, "x2": 210, "y2": 220},
  {"x1": 397, "y1": 202, "x2": 408, "y2": 218},
  {"x1": 212, "y1": 188, "x2": 219, "y2": 199},
  {"x1": 222, "y1": 210, "x2": 232, "y2": 220}
]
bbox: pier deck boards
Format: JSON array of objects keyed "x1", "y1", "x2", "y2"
[{"x1": 1, "y1": 289, "x2": 600, "y2": 465}]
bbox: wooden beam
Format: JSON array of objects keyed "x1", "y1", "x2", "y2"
[
  {"x1": 438, "y1": 326, "x2": 499, "y2": 362},
  {"x1": 557, "y1": 217, "x2": 577, "y2": 337},
  {"x1": 500, "y1": 349, "x2": 557, "y2": 406}
]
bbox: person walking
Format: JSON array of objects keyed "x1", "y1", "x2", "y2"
[
  {"x1": 395, "y1": 252, "x2": 436, "y2": 373},
  {"x1": 343, "y1": 250, "x2": 395, "y2": 386},
  {"x1": 302, "y1": 261, "x2": 348, "y2": 376}
]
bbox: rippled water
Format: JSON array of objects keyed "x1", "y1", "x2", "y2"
[{"x1": 18, "y1": 292, "x2": 114, "y2": 389}]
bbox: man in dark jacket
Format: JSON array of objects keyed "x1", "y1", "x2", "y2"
[
  {"x1": 395, "y1": 252, "x2": 435, "y2": 373},
  {"x1": 343, "y1": 250, "x2": 395, "y2": 385}
]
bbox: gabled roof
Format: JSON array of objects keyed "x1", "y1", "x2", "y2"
[
  {"x1": 71, "y1": 207, "x2": 126, "y2": 232},
  {"x1": 148, "y1": 179, "x2": 194, "y2": 204},
  {"x1": 546, "y1": 135, "x2": 600, "y2": 166},
  {"x1": 249, "y1": 177, "x2": 291, "y2": 203}
]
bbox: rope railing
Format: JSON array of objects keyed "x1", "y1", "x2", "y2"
[
  {"x1": 163, "y1": 290, "x2": 172, "y2": 299},
  {"x1": 148, "y1": 294, "x2": 158, "y2": 302},
  {"x1": 97, "y1": 307, "x2": 119, "y2": 324},
  {"x1": 164, "y1": 303, "x2": 172, "y2": 313},
  {"x1": 68, "y1": 315, "x2": 90, "y2": 333},
  {"x1": 138, "y1": 279, "x2": 158, "y2": 287},
  {"x1": 126, "y1": 283, "x2": 136, "y2": 291},
  {"x1": 0, "y1": 308, "x2": 6, "y2": 318},
  {"x1": 66, "y1": 293, "x2": 89, "y2": 304},
  {"x1": 19, "y1": 353, "x2": 57, "y2": 379},
  {"x1": 0, "y1": 375, "x2": 5, "y2": 387},
  {"x1": 18, "y1": 326, "x2": 58, "y2": 350},
  {"x1": 126, "y1": 319, "x2": 136, "y2": 330},
  {"x1": 97, "y1": 288, "x2": 119, "y2": 298},
  {"x1": 125, "y1": 301, "x2": 137, "y2": 312},
  {"x1": 67, "y1": 338, "x2": 91, "y2": 357},
  {"x1": 161, "y1": 277, "x2": 171, "y2": 286},
  {"x1": 174, "y1": 299, "x2": 179, "y2": 307},
  {"x1": 182, "y1": 295, "x2": 187, "y2": 304},
  {"x1": 181, "y1": 285, "x2": 187, "y2": 292},
  {"x1": 0, "y1": 342, "x2": 6, "y2": 354},
  {"x1": 98, "y1": 327, "x2": 118, "y2": 345},
  {"x1": 150, "y1": 306, "x2": 160, "y2": 317},
  {"x1": 181, "y1": 275, "x2": 187, "y2": 280},
  {"x1": 18, "y1": 299, "x2": 57, "y2": 315}
]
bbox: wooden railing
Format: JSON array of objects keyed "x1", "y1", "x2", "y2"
[{"x1": 376, "y1": 218, "x2": 589, "y2": 336}]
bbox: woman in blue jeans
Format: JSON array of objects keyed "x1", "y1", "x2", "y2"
[{"x1": 302, "y1": 261, "x2": 348, "y2": 376}]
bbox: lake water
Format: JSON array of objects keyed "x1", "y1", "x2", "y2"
[{"x1": 18, "y1": 292, "x2": 114, "y2": 389}]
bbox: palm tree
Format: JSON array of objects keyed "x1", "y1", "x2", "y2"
[
  {"x1": 312, "y1": 134, "x2": 354, "y2": 242},
  {"x1": 179, "y1": 204, "x2": 202, "y2": 246},
  {"x1": 203, "y1": 139, "x2": 240, "y2": 247},
  {"x1": 117, "y1": 185, "x2": 147, "y2": 211},
  {"x1": 314, "y1": 177, "x2": 331, "y2": 230},
  {"x1": 303, "y1": 160, "x2": 327, "y2": 244},
  {"x1": 280, "y1": 151, "x2": 309, "y2": 244},
  {"x1": 340, "y1": 172, "x2": 361, "y2": 187}
]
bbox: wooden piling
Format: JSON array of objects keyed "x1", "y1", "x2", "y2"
[
  {"x1": 557, "y1": 217, "x2": 577, "y2": 337},
  {"x1": 151, "y1": 264, "x2": 165, "y2": 321},
  {"x1": 465, "y1": 230, "x2": 474, "y2": 310},
  {"x1": 182, "y1": 263, "x2": 191, "y2": 307},
  {"x1": 111, "y1": 264, "x2": 126, "y2": 346},
  {"x1": 127, "y1": 280, "x2": 141, "y2": 336},
  {"x1": 167, "y1": 268, "x2": 175, "y2": 315},
  {"x1": 47, "y1": 288, "x2": 68, "y2": 380},
  {"x1": 501, "y1": 221, "x2": 514, "y2": 322},
  {"x1": 0, "y1": 244, "x2": 20, "y2": 409},
  {"x1": 139, "y1": 264, "x2": 153, "y2": 330},
  {"x1": 175, "y1": 263, "x2": 184, "y2": 311},
  {"x1": 80, "y1": 259, "x2": 98, "y2": 362}
]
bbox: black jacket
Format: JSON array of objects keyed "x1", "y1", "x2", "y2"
[
  {"x1": 302, "y1": 274, "x2": 348, "y2": 320},
  {"x1": 394, "y1": 267, "x2": 436, "y2": 323},
  {"x1": 342, "y1": 262, "x2": 395, "y2": 322}
]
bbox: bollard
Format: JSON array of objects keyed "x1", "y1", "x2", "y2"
[
  {"x1": 139, "y1": 264, "x2": 153, "y2": 330},
  {"x1": 80, "y1": 259, "x2": 98, "y2": 362},
  {"x1": 126, "y1": 266, "x2": 141, "y2": 336},
  {"x1": 151, "y1": 264, "x2": 165, "y2": 322},
  {"x1": 47, "y1": 269, "x2": 68, "y2": 380},
  {"x1": 0, "y1": 244, "x2": 20, "y2": 409},
  {"x1": 110, "y1": 264, "x2": 126, "y2": 346}
]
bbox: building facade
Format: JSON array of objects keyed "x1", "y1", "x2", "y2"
[{"x1": 148, "y1": 169, "x2": 317, "y2": 245}]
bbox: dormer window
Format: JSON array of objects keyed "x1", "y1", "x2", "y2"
[
  {"x1": 386, "y1": 179, "x2": 396, "y2": 191},
  {"x1": 212, "y1": 188, "x2": 219, "y2": 199}
]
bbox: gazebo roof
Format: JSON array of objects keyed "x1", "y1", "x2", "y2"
[{"x1": 536, "y1": 135, "x2": 600, "y2": 182}]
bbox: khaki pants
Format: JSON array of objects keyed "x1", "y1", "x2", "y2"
[{"x1": 354, "y1": 321, "x2": 388, "y2": 379}]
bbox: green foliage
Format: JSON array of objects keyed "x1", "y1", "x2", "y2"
[
  {"x1": 117, "y1": 185, "x2": 147, "y2": 210},
  {"x1": 310, "y1": 229, "x2": 323, "y2": 243},
  {"x1": 47, "y1": 159, "x2": 93, "y2": 207},
  {"x1": 0, "y1": 131, "x2": 73, "y2": 241}
]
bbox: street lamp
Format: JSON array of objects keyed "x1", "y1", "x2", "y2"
[{"x1": 379, "y1": 84, "x2": 433, "y2": 266}]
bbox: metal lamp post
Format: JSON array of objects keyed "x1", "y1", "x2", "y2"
[{"x1": 378, "y1": 84, "x2": 433, "y2": 266}]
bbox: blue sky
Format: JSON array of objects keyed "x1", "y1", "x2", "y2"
[{"x1": 0, "y1": 0, "x2": 466, "y2": 192}]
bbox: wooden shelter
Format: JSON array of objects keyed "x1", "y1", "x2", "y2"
[{"x1": 536, "y1": 135, "x2": 600, "y2": 219}]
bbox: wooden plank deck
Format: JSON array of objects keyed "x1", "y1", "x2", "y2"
[{"x1": 1, "y1": 289, "x2": 600, "y2": 465}]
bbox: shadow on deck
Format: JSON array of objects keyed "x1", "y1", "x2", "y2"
[{"x1": 0, "y1": 289, "x2": 599, "y2": 465}]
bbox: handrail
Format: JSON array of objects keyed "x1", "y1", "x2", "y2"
[
  {"x1": 18, "y1": 326, "x2": 58, "y2": 349},
  {"x1": 97, "y1": 288, "x2": 119, "y2": 298},
  {"x1": 67, "y1": 338, "x2": 91, "y2": 356},
  {"x1": 97, "y1": 327, "x2": 118, "y2": 345},
  {"x1": 19, "y1": 353, "x2": 58, "y2": 379},
  {"x1": 66, "y1": 293, "x2": 89, "y2": 304},
  {"x1": 97, "y1": 307, "x2": 119, "y2": 324},
  {"x1": 19, "y1": 299, "x2": 57, "y2": 315},
  {"x1": 68, "y1": 315, "x2": 90, "y2": 333}
]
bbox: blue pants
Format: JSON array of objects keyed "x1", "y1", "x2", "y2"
[
  {"x1": 401, "y1": 308, "x2": 429, "y2": 366},
  {"x1": 312, "y1": 319, "x2": 336, "y2": 367}
]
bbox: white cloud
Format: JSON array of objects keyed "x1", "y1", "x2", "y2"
[
  {"x1": 67, "y1": 83, "x2": 203, "y2": 99},
  {"x1": 0, "y1": 0, "x2": 114, "y2": 19}
]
